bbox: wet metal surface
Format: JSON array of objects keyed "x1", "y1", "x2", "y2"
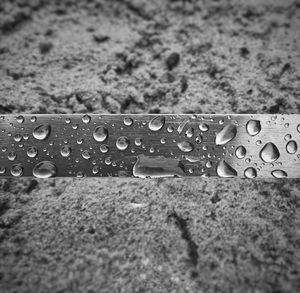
[{"x1": 0, "y1": 114, "x2": 299, "y2": 178}]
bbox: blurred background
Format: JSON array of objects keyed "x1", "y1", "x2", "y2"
[{"x1": 0, "y1": 0, "x2": 299, "y2": 292}]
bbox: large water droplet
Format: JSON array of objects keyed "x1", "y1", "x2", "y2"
[
  {"x1": 149, "y1": 116, "x2": 165, "y2": 131},
  {"x1": 246, "y1": 120, "x2": 261, "y2": 136},
  {"x1": 33, "y1": 161, "x2": 57, "y2": 178},
  {"x1": 215, "y1": 124, "x2": 237, "y2": 145},
  {"x1": 33, "y1": 124, "x2": 51, "y2": 140},
  {"x1": 286, "y1": 140, "x2": 297, "y2": 154},
  {"x1": 235, "y1": 145, "x2": 246, "y2": 159},
  {"x1": 93, "y1": 126, "x2": 108, "y2": 142},
  {"x1": 244, "y1": 167, "x2": 257, "y2": 178},
  {"x1": 27, "y1": 147, "x2": 38, "y2": 158},
  {"x1": 60, "y1": 145, "x2": 71, "y2": 157},
  {"x1": 260, "y1": 142, "x2": 280, "y2": 163},
  {"x1": 116, "y1": 136, "x2": 130, "y2": 150},
  {"x1": 217, "y1": 160, "x2": 237, "y2": 178},
  {"x1": 271, "y1": 170, "x2": 287, "y2": 178},
  {"x1": 11, "y1": 164, "x2": 23, "y2": 177},
  {"x1": 177, "y1": 141, "x2": 194, "y2": 153},
  {"x1": 133, "y1": 155, "x2": 185, "y2": 178}
]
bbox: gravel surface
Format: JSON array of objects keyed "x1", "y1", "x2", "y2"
[{"x1": 0, "y1": 0, "x2": 300, "y2": 292}]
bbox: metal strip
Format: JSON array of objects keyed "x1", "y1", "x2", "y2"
[{"x1": 0, "y1": 114, "x2": 299, "y2": 178}]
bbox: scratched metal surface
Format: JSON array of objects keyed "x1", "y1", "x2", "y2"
[{"x1": 0, "y1": 114, "x2": 299, "y2": 178}]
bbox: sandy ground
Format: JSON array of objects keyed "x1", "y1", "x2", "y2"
[{"x1": 0, "y1": 0, "x2": 300, "y2": 292}]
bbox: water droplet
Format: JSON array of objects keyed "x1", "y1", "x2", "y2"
[
  {"x1": 105, "y1": 157, "x2": 112, "y2": 165},
  {"x1": 76, "y1": 171, "x2": 85, "y2": 178},
  {"x1": 284, "y1": 134, "x2": 292, "y2": 141},
  {"x1": 217, "y1": 160, "x2": 237, "y2": 178},
  {"x1": 271, "y1": 170, "x2": 287, "y2": 178},
  {"x1": 199, "y1": 123, "x2": 209, "y2": 132},
  {"x1": 27, "y1": 147, "x2": 38, "y2": 158},
  {"x1": 11, "y1": 164, "x2": 23, "y2": 177},
  {"x1": 297, "y1": 124, "x2": 300, "y2": 133},
  {"x1": 82, "y1": 150, "x2": 91, "y2": 159},
  {"x1": 33, "y1": 124, "x2": 51, "y2": 140},
  {"x1": 167, "y1": 125, "x2": 174, "y2": 133},
  {"x1": 160, "y1": 137, "x2": 166, "y2": 144},
  {"x1": 206, "y1": 161, "x2": 212, "y2": 168},
  {"x1": 77, "y1": 138, "x2": 84, "y2": 144},
  {"x1": 60, "y1": 145, "x2": 71, "y2": 157},
  {"x1": 286, "y1": 140, "x2": 297, "y2": 154},
  {"x1": 149, "y1": 116, "x2": 165, "y2": 131},
  {"x1": 256, "y1": 140, "x2": 262, "y2": 146},
  {"x1": 65, "y1": 118, "x2": 71, "y2": 124},
  {"x1": 244, "y1": 167, "x2": 257, "y2": 178},
  {"x1": 177, "y1": 141, "x2": 194, "y2": 153},
  {"x1": 149, "y1": 147, "x2": 155, "y2": 153},
  {"x1": 92, "y1": 166, "x2": 99, "y2": 174},
  {"x1": 82, "y1": 114, "x2": 91, "y2": 124},
  {"x1": 16, "y1": 115, "x2": 24, "y2": 123},
  {"x1": 235, "y1": 146, "x2": 246, "y2": 159},
  {"x1": 33, "y1": 161, "x2": 57, "y2": 178},
  {"x1": 185, "y1": 127, "x2": 194, "y2": 138},
  {"x1": 177, "y1": 119, "x2": 189, "y2": 134},
  {"x1": 284, "y1": 123, "x2": 289, "y2": 128},
  {"x1": 215, "y1": 124, "x2": 237, "y2": 145},
  {"x1": 260, "y1": 142, "x2": 280, "y2": 163},
  {"x1": 195, "y1": 135, "x2": 202, "y2": 144},
  {"x1": 100, "y1": 144, "x2": 109, "y2": 153},
  {"x1": 93, "y1": 126, "x2": 108, "y2": 142},
  {"x1": 8, "y1": 152, "x2": 17, "y2": 161},
  {"x1": 134, "y1": 137, "x2": 142, "y2": 146},
  {"x1": 116, "y1": 136, "x2": 130, "y2": 150},
  {"x1": 14, "y1": 134, "x2": 22, "y2": 142},
  {"x1": 246, "y1": 120, "x2": 261, "y2": 136},
  {"x1": 30, "y1": 116, "x2": 37, "y2": 122},
  {"x1": 0, "y1": 166, "x2": 6, "y2": 174},
  {"x1": 124, "y1": 117, "x2": 133, "y2": 126},
  {"x1": 72, "y1": 124, "x2": 79, "y2": 130}
]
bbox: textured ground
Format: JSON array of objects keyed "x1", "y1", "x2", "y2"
[{"x1": 0, "y1": 0, "x2": 300, "y2": 292}]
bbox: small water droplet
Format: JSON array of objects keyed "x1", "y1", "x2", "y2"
[
  {"x1": 93, "y1": 126, "x2": 108, "y2": 142},
  {"x1": 100, "y1": 144, "x2": 109, "y2": 153},
  {"x1": 33, "y1": 124, "x2": 51, "y2": 140},
  {"x1": 82, "y1": 150, "x2": 91, "y2": 159},
  {"x1": 82, "y1": 114, "x2": 91, "y2": 124},
  {"x1": 260, "y1": 142, "x2": 280, "y2": 163},
  {"x1": 33, "y1": 161, "x2": 57, "y2": 178},
  {"x1": 195, "y1": 135, "x2": 202, "y2": 144},
  {"x1": 77, "y1": 138, "x2": 84, "y2": 144},
  {"x1": 246, "y1": 120, "x2": 261, "y2": 136},
  {"x1": 177, "y1": 141, "x2": 194, "y2": 153},
  {"x1": 124, "y1": 117, "x2": 133, "y2": 126},
  {"x1": 0, "y1": 166, "x2": 6, "y2": 174},
  {"x1": 60, "y1": 145, "x2": 71, "y2": 157},
  {"x1": 8, "y1": 152, "x2": 17, "y2": 161},
  {"x1": 72, "y1": 124, "x2": 79, "y2": 130},
  {"x1": 271, "y1": 170, "x2": 287, "y2": 178},
  {"x1": 135, "y1": 137, "x2": 142, "y2": 146},
  {"x1": 92, "y1": 166, "x2": 99, "y2": 174},
  {"x1": 116, "y1": 136, "x2": 130, "y2": 150},
  {"x1": 160, "y1": 137, "x2": 166, "y2": 144},
  {"x1": 149, "y1": 116, "x2": 165, "y2": 131},
  {"x1": 30, "y1": 116, "x2": 37, "y2": 122},
  {"x1": 167, "y1": 125, "x2": 174, "y2": 133},
  {"x1": 244, "y1": 167, "x2": 257, "y2": 178},
  {"x1": 217, "y1": 160, "x2": 237, "y2": 178},
  {"x1": 286, "y1": 140, "x2": 297, "y2": 154},
  {"x1": 199, "y1": 123, "x2": 209, "y2": 132},
  {"x1": 297, "y1": 124, "x2": 300, "y2": 133},
  {"x1": 216, "y1": 124, "x2": 237, "y2": 145},
  {"x1": 185, "y1": 127, "x2": 194, "y2": 138},
  {"x1": 284, "y1": 123, "x2": 289, "y2": 128},
  {"x1": 11, "y1": 164, "x2": 23, "y2": 177},
  {"x1": 27, "y1": 147, "x2": 38, "y2": 158},
  {"x1": 256, "y1": 140, "x2": 262, "y2": 146},
  {"x1": 206, "y1": 161, "x2": 212, "y2": 168},
  {"x1": 235, "y1": 145, "x2": 246, "y2": 159},
  {"x1": 16, "y1": 115, "x2": 24, "y2": 123},
  {"x1": 284, "y1": 134, "x2": 292, "y2": 141},
  {"x1": 76, "y1": 171, "x2": 85, "y2": 178},
  {"x1": 105, "y1": 157, "x2": 112, "y2": 165},
  {"x1": 65, "y1": 118, "x2": 71, "y2": 124},
  {"x1": 14, "y1": 134, "x2": 22, "y2": 142}
]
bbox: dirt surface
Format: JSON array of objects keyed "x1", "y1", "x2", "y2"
[{"x1": 0, "y1": 0, "x2": 300, "y2": 292}]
